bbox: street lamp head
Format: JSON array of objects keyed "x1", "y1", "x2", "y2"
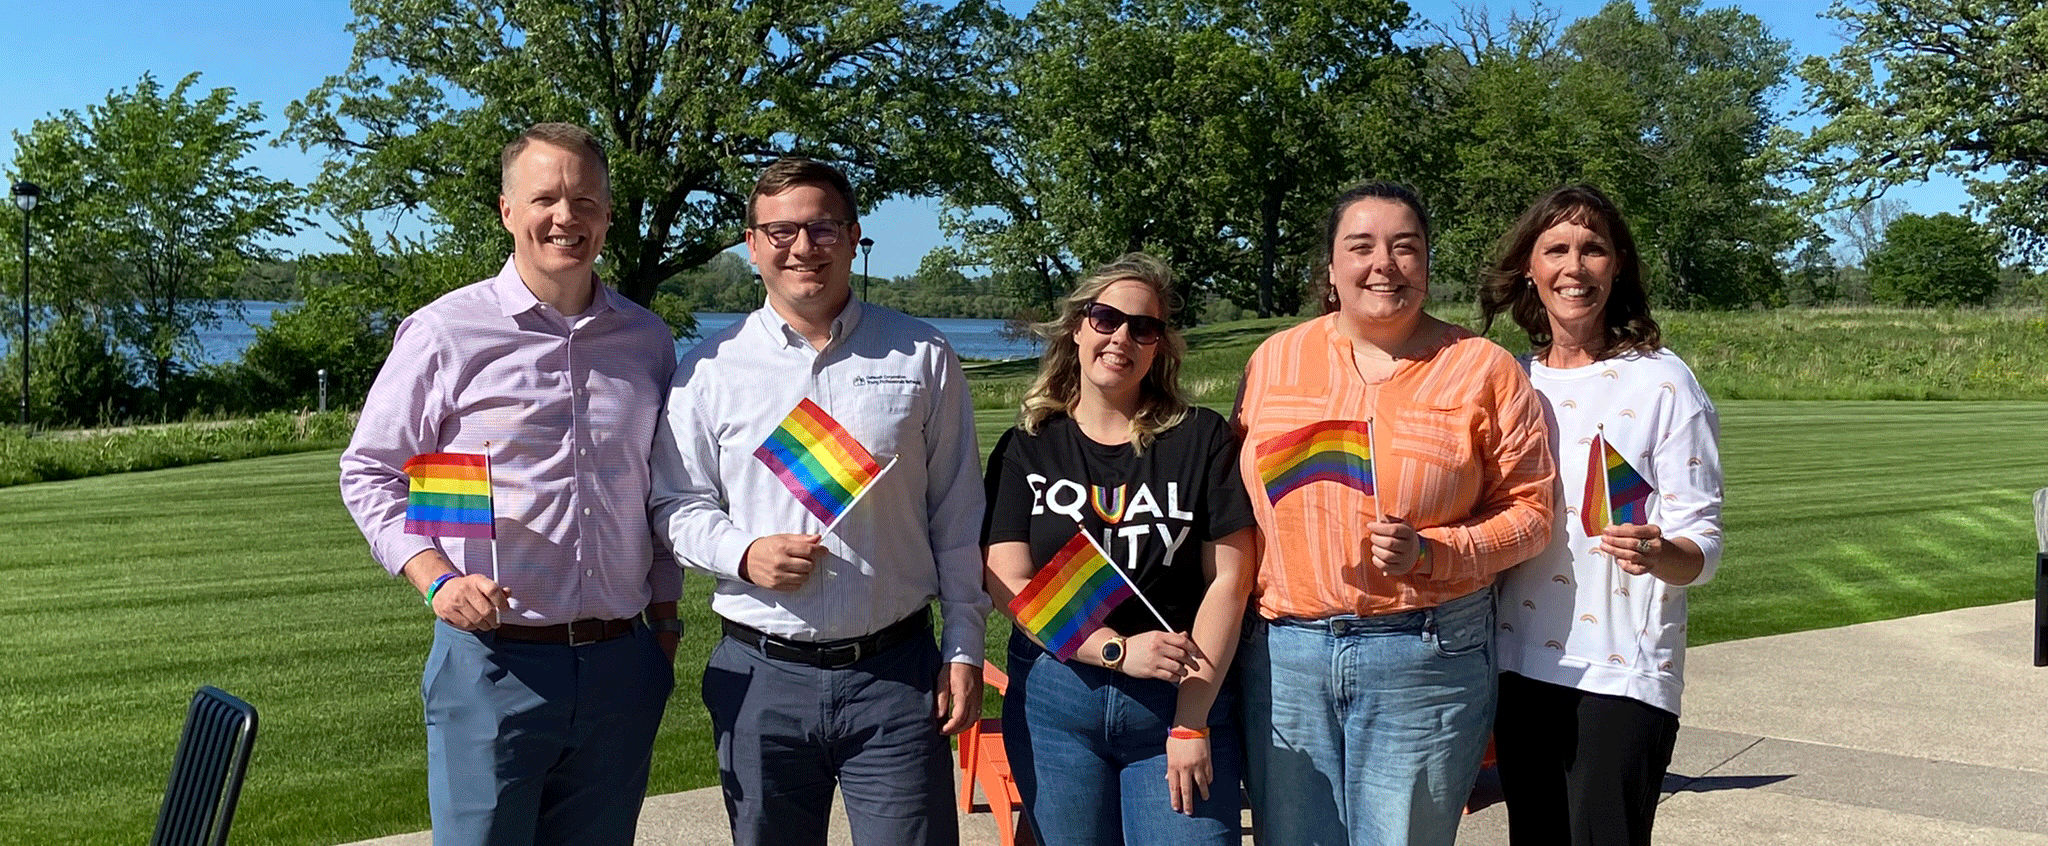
[
  {"x1": 859, "y1": 236, "x2": 874, "y2": 257},
  {"x1": 11, "y1": 181, "x2": 40, "y2": 212}
]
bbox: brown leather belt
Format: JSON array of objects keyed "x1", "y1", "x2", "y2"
[
  {"x1": 495, "y1": 617, "x2": 636, "y2": 646},
  {"x1": 721, "y1": 610, "x2": 929, "y2": 668}
]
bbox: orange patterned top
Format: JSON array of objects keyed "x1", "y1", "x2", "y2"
[{"x1": 1235, "y1": 315, "x2": 1556, "y2": 619}]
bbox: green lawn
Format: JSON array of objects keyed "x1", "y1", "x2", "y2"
[{"x1": 2, "y1": 400, "x2": 2043, "y2": 845}]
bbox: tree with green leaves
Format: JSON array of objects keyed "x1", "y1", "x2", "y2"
[
  {"x1": 939, "y1": 0, "x2": 1418, "y2": 319},
  {"x1": 1418, "y1": 0, "x2": 1792, "y2": 308},
  {"x1": 8, "y1": 72, "x2": 300, "y2": 395},
  {"x1": 1864, "y1": 213, "x2": 2001, "y2": 307},
  {"x1": 284, "y1": 0, "x2": 1002, "y2": 307},
  {"x1": 1798, "y1": 0, "x2": 2048, "y2": 259}
]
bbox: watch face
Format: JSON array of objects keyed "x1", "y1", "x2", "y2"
[{"x1": 1102, "y1": 640, "x2": 1124, "y2": 663}]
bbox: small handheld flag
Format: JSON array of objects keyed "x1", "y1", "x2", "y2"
[
  {"x1": 1009, "y1": 529, "x2": 1176, "y2": 661},
  {"x1": 1255, "y1": 419, "x2": 1376, "y2": 505},
  {"x1": 755, "y1": 398, "x2": 892, "y2": 530},
  {"x1": 1009, "y1": 531, "x2": 1133, "y2": 661},
  {"x1": 1582, "y1": 427, "x2": 1653, "y2": 536},
  {"x1": 403, "y1": 452, "x2": 495, "y2": 539}
]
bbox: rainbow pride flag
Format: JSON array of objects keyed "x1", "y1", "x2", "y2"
[
  {"x1": 1255, "y1": 419, "x2": 1375, "y2": 504},
  {"x1": 403, "y1": 452, "x2": 494, "y2": 539},
  {"x1": 755, "y1": 398, "x2": 886, "y2": 526},
  {"x1": 1582, "y1": 431, "x2": 1654, "y2": 536},
  {"x1": 1009, "y1": 530, "x2": 1133, "y2": 661}
]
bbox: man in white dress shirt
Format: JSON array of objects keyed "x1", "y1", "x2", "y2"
[{"x1": 648, "y1": 157, "x2": 988, "y2": 846}]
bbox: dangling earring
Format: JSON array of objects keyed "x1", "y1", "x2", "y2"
[{"x1": 1325, "y1": 286, "x2": 1338, "y2": 304}]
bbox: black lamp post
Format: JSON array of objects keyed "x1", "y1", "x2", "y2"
[
  {"x1": 11, "y1": 181, "x2": 39, "y2": 428},
  {"x1": 858, "y1": 237, "x2": 874, "y2": 302}
]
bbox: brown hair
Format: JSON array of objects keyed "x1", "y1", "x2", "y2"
[
  {"x1": 748, "y1": 157, "x2": 858, "y2": 226},
  {"x1": 500, "y1": 123, "x2": 609, "y2": 196},
  {"x1": 1318, "y1": 181, "x2": 1432, "y2": 313},
  {"x1": 1019, "y1": 253, "x2": 1189, "y2": 453},
  {"x1": 1478, "y1": 184, "x2": 1660, "y2": 360}
]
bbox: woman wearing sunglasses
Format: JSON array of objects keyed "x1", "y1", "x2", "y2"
[
  {"x1": 1233, "y1": 182, "x2": 1555, "y2": 846},
  {"x1": 981, "y1": 253, "x2": 1258, "y2": 845}
]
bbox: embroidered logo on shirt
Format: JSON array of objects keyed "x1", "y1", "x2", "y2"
[{"x1": 852, "y1": 375, "x2": 922, "y2": 388}]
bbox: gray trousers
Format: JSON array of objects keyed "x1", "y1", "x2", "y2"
[
  {"x1": 423, "y1": 619, "x2": 674, "y2": 846},
  {"x1": 701, "y1": 630, "x2": 958, "y2": 846}
]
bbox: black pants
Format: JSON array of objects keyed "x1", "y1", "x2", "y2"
[{"x1": 1495, "y1": 671, "x2": 1680, "y2": 846}]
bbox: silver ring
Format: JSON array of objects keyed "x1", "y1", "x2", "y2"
[{"x1": 1636, "y1": 538, "x2": 1653, "y2": 554}]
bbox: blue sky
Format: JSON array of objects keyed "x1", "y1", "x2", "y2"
[{"x1": 0, "y1": 0, "x2": 1967, "y2": 279}]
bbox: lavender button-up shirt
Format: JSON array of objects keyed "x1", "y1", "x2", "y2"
[{"x1": 340, "y1": 257, "x2": 680, "y2": 623}]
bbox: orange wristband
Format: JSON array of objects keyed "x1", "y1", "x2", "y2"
[{"x1": 1168, "y1": 726, "x2": 1209, "y2": 740}]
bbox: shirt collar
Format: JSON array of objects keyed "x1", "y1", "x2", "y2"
[
  {"x1": 753, "y1": 296, "x2": 865, "y2": 350},
  {"x1": 490, "y1": 255, "x2": 617, "y2": 320}
]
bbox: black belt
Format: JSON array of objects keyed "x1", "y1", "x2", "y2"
[
  {"x1": 721, "y1": 610, "x2": 930, "y2": 668},
  {"x1": 495, "y1": 617, "x2": 636, "y2": 646}
]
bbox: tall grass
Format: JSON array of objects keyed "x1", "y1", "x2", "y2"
[{"x1": 0, "y1": 411, "x2": 355, "y2": 487}]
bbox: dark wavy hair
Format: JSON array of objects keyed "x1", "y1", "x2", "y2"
[
  {"x1": 1478, "y1": 184, "x2": 1660, "y2": 360},
  {"x1": 1318, "y1": 181, "x2": 1432, "y2": 314}
]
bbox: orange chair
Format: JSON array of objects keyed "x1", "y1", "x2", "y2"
[{"x1": 957, "y1": 664, "x2": 1034, "y2": 846}]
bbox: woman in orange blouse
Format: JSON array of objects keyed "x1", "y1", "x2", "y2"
[{"x1": 1234, "y1": 181, "x2": 1556, "y2": 846}]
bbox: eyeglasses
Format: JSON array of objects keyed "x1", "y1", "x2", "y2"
[
  {"x1": 1083, "y1": 302, "x2": 1166, "y2": 345},
  {"x1": 750, "y1": 219, "x2": 852, "y2": 248}
]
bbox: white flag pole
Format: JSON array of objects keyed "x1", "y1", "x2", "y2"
[
  {"x1": 820, "y1": 454, "x2": 902, "y2": 536},
  {"x1": 1075, "y1": 526, "x2": 1174, "y2": 632},
  {"x1": 484, "y1": 441, "x2": 501, "y2": 627}
]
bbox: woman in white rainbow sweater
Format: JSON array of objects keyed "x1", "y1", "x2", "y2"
[{"x1": 1478, "y1": 184, "x2": 1726, "y2": 846}]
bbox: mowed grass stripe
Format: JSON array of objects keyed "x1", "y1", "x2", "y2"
[
  {"x1": 1698, "y1": 401, "x2": 2045, "y2": 643},
  {"x1": 3, "y1": 401, "x2": 2044, "y2": 844}
]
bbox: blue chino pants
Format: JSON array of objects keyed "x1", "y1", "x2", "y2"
[
  {"x1": 700, "y1": 629, "x2": 958, "y2": 846},
  {"x1": 422, "y1": 619, "x2": 674, "y2": 846}
]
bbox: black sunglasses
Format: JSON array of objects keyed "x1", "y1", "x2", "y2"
[{"x1": 1083, "y1": 302, "x2": 1166, "y2": 345}]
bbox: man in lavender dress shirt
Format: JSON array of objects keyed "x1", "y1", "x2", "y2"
[{"x1": 339, "y1": 123, "x2": 681, "y2": 846}]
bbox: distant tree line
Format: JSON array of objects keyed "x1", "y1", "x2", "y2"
[{"x1": 5, "y1": 0, "x2": 2045, "y2": 426}]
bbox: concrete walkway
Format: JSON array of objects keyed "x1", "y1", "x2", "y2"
[{"x1": 341, "y1": 600, "x2": 2048, "y2": 845}]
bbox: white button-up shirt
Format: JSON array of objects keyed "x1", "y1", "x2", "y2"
[{"x1": 650, "y1": 298, "x2": 989, "y2": 664}]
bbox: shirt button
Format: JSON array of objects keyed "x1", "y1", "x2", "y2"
[
  {"x1": 582, "y1": 507, "x2": 591, "y2": 515},
  {"x1": 585, "y1": 569, "x2": 594, "y2": 577},
  {"x1": 578, "y1": 448, "x2": 587, "y2": 456}
]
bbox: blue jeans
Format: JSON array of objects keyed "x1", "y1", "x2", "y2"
[
  {"x1": 1003, "y1": 631, "x2": 1243, "y2": 846},
  {"x1": 1240, "y1": 588, "x2": 1496, "y2": 846}
]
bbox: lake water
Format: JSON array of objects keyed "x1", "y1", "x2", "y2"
[{"x1": 195, "y1": 302, "x2": 1042, "y2": 364}]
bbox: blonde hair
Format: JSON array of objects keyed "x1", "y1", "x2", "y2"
[{"x1": 1018, "y1": 253, "x2": 1189, "y2": 453}]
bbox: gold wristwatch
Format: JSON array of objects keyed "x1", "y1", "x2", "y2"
[{"x1": 1100, "y1": 635, "x2": 1127, "y2": 672}]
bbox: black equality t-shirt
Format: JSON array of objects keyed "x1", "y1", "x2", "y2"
[{"x1": 981, "y1": 407, "x2": 1256, "y2": 635}]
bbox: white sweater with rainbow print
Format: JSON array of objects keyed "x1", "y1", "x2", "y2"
[{"x1": 1496, "y1": 348, "x2": 1724, "y2": 717}]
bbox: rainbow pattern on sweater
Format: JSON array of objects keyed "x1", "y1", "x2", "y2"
[
  {"x1": 403, "y1": 452, "x2": 495, "y2": 539},
  {"x1": 1255, "y1": 419, "x2": 1374, "y2": 504}
]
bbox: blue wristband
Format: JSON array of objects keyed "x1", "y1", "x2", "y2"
[{"x1": 425, "y1": 572, "x2": 461, "y2": 607}]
